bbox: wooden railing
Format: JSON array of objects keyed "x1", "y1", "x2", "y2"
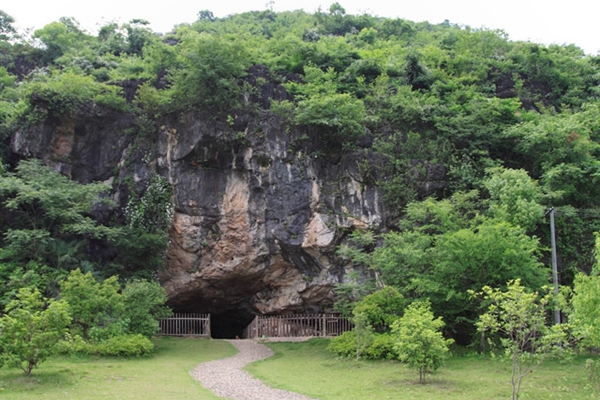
[
  {"x1": 242, "y1": 313, "x2": 352, "y2": 339},
  {"x1": 159, "y1": 313, "x2": 211, "y2": 336}
]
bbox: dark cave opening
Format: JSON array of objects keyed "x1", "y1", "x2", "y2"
[{"x1": 210, "y1": 310, "x2": 255, "y2": 339}]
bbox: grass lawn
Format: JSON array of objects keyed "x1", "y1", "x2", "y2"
[
  {"x1": 1, "y1": 337, "x2": 598, "y2": 400},
  {"x1": 247, "y1": 339, "x2": 600, "y2": 400},
  {"x1": 0, "y1": 337, "x2": 236, "y2": 400}
]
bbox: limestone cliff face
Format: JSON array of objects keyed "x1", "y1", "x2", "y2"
[
  {"x1": 154, "y1": 110, "x2": 387, "y2": 318},
  {"x1": 9, "y1": 71, "x2": 445, "y2": 322}
]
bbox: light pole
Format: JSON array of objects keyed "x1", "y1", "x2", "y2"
[{"x1": 548, "y1": 207, "x2": 560, "y2": 324}]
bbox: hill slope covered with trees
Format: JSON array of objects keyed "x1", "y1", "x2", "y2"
[{"x1": 0, "y1": 5, "x2": 599, "y2": 344}]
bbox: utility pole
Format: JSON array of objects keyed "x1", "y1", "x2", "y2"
[{"x1": 548, "y1": 207, "x2": 560, "y2": 324}]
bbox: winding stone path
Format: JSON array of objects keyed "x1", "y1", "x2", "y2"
[{"x1": 191, "y1": 339, "x2": 320, "y2": 400}]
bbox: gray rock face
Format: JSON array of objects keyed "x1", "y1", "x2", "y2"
[
  {"x1": 9, "y1": 69, "x2": 446, "y2": 327},
  {"x1": 155, "y1": 110, "x2": 385, "y2": 319}
]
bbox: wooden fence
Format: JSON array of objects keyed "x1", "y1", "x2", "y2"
[
  {"x1": 242, "y1": 313, "x2": 352, "y2": 339},
  {"x1": 159, "y1": 313, "x2": 211, "y2": 337}
]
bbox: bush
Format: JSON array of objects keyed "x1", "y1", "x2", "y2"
[
  {"x1": 22, "y1": 70, "x2": 127, "y2": 114},
  {"x1": 294, "y1": 92, "x2": 365, "y2": 150},
  {"x1": 363, "y1": 333, "x2": 398, "y2": 360},
  {"x1": 328, "y1": 331, "x2": 399, "y2": 360},
  {"x1": 95, "y1": 334, "x2": 154, "y2": 356},
  {"x1": 328, "y1": 331, "x2": 358, "y2": 358},
  {"x1": 58, "y1": 334, "x2": 154, "y2": 357},
  {"x1": 353, "y1": 286, "x2": 405, "y2": 333}
]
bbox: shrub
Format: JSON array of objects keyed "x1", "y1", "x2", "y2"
[
  {"x1": 294, "y1": 92, "x2": 365, "y2": 150},
  {"x1": 58, "y1": 334, "x2": 154, "y2": 357},
  {"x1": 328, "y1": 331, "x2": 399, "y2": 360},
  {"x1": 328, "y1": 331, "x2": 358, "y2": 358},
  {"x1": 363, "y1": 333, "x2": 398, "y2": 360},
  {"x1": 353, "y1": 286, "x2": 405, "y2": 333},
  {"x1": 22, "y1": 70, "x2": 127, "y2": 114},
  {"x1": 94, "y1": 334, "x2": 154, "y2": 356},
  {"x1": 122, "y1": 279, "x2": 171, "y2": 338}
]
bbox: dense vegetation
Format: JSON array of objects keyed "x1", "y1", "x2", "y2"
[{"x1": 0, "y1": 3, "x2": 599, "y2": 376}]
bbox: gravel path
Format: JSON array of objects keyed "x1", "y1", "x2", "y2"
[{"x1": 190, "y1": 339, "x2": 320, "y2": 400}]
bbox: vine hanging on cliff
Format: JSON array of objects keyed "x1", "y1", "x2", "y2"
[{"x1": 124, "y1": 172, "x2": 174, "y2": 234}]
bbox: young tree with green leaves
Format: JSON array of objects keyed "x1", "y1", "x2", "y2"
[
  {"x1": 352, "y1": 311, "x2": 374, "y2": 361},
  {"x1": 474, "y1": 280, "x2": 569, "y2": 400},
  {"x1": 352, "y1": 286, "x2": 405, "y2": 333},
  {"x1": 0, "y1": 10, "x2": 16, "y2": 41},
  {"x1": 60, "y1": 269, "x2": 124, "y2": 340},
  {"x1": 391, "y1": 301, "x2": 453, "y2": 384},
  {"x1": 0, "y1": 287, "x2": 70, "y2": 376},
  {"x1": 122, "y1": 279, "x2": 171, "y2": 338},
  {"x1": 570, "y1": 235, "x2": 600, "y2": 379}
]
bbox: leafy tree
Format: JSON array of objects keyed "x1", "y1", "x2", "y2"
[
  {"x1": 33, "y1": 18, "x2": 92, "y2": 62},
  {"x1": 0, "y1": 160, "x2": 116, "y2": 297},
  {"x1": 197, "y1": 10, "x2": 216, "y2": 22},
  {"x1": 570, "y1": 235, "x2": 600, "y2": 379},
  {"x1": 294, "y1": 92, "x2": 365, "y2": 150},
  {"x1": 391, "y1": 301, "x2": 453, "y2": 384},
  {"x1": 352, "y1": 312, "x2": 374, "y2": 361},
  {"x1": 0, "y1": 287, "x2": 70, "y2": 375},
  {"x1": 122, "y1": 279, "x2": 171, "y2": 337},
  {"x1": 0, "y1": 10, "x2": 16, "y2": 41},
  {"x1": 474, "y1": 280, "x2": 569, "y2": 400},
  {"x1": 483, "y1": 167, "x2": 546, "y2": 232},
  {"x1": 352, "y1": 286, "x2": 405, "y2": 333},
  {"x1": 169, "y1": 29, "x2": 251, "y2": 115},
  {"x1": 362, "y1": 193, "x2": 547, "y2": 341},
  {"x1": 60, "y1": 269, "x2": 124, "y2": 340}
]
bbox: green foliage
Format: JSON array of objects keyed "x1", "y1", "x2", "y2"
[
  {"x1": 352, "y1": 286, "x2": 405, "y2": 332},
  {"x1": 315, "y1": 3, "x2": 374, "y2": 36},
  {"x1": 33, "y1": 18, "x2": 93, "y2": 62},
  {"x1": 327, "y1": 330, "x2": 356, "y2": 357},
  {"x1": 122, "y1": 280, "x2": 171, "y2": 338},
  {"x1": 327, "y1": 330, "x2": 398, "y2": 360},
  {"x1": 88, "y1": 334, "x2": 155, "y2": 357},
  {"x1": 483, "y1": 167, "x2": 545, "y2": 232},
  {"x1": 502, "y1": 102, "x2": 600, "y2": 207},
  {"x1": 21, "y1": 70, "x2": 127, "y2": 114},
  {"x1": 351, "y1": 312, "x2": 373, "y2": 361},
  {"x1": 570, "y1": 235, "x2": 600, "y2": 352},
  {"x1": 474, "y1": 279, "x2": 570, "y2": 400},
  {"x1": 60, "y1": 269, "x2": 124, "y2": 340},
  {"x1": 294, "y1": 92, "x2": 365, "y2": 150},
  {"x1": 106, "y1": 228, "x2": 169, "y2": 280},
  {"x1": 0, "y1": 287, "x2": 70, "y2": 375},
  {"x1": 571, "y1": 272, "x2": 600, "y2": 349},
  {"x1": 125, "y1": 172, "x2": 173, "y2": 233},
  {"x1": 0, "y1": 160, "x2": 114, "y2": 292},
  {"x1": 0, "y1": 10, "x2": 15, "y2": 41},
  {"x1": 391, "y1": 301, "x2": 453, "y2": 384},
  {"x1": 169, "y1": 29, "x2": 251, "y2": 115},
  {"x1": 58, "y1": 333, "x2": 154, "y2": 357},
  {"x1": 361, "y1": 192, "x2": 547, "y2": 341}
]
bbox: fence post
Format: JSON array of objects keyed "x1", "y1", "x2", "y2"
[{"x1": 322, "y1": 314, "x2": 327, "y2": 337}]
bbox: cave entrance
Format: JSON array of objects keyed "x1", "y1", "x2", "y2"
[{"x1": 210, "y1": 310, "x2": 255, "y2": 339}]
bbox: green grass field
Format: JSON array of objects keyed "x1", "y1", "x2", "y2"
[
  {"x1": 248, "y1": 339, "x2": 599, "y2": 400},
  {"x1": 0, "y1": 337, "x2": 236, "y2": 400},
  {"x1": 0, "y1": 337, "x2": 598, "y2": 400}
]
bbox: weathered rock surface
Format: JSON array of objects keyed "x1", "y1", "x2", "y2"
[{"x1": 154, "y1": 109, "x2": 386, "y2": 322}]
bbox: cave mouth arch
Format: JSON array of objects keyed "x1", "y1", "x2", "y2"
[
  {"x1": 171, "y1": 308, "x2": 255, "y2": 339},
  {"x1": 210, "y1": 310, "x2": 255, "y2": 338}
]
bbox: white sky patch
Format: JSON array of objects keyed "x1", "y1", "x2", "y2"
[{"x1": 3, "y1": 0, "x2": 599, "y2": 55}]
